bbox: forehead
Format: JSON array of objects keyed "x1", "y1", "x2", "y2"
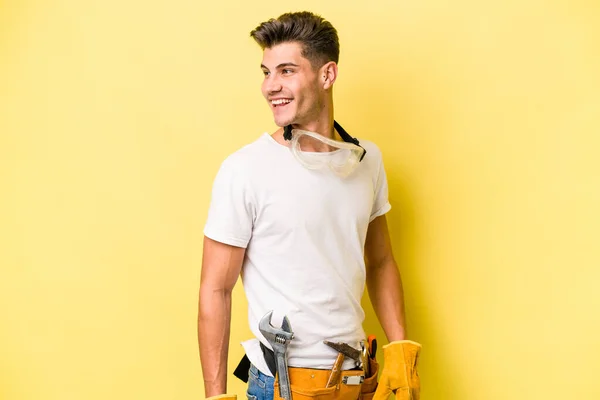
[{"x1": 261, "y1": 42, "x2": 310, "y2": 68}]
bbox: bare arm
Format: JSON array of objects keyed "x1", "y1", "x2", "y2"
[
  {"x1": 364, "y1": 215, "x2": 407, "y2": 341},
  {"x1": 198, "y1": 236, "x2": 246, "y2": 397}
]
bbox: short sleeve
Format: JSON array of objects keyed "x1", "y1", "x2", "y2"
[
  {"x1": 203, "y1": 158, "x2": 255, "y2": 248},
  {"x1": 370, "y1": 153, "x2": 392, "y2": 222}
]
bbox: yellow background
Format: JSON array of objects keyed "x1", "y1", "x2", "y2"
[{"x1": 1, "y1": 0, "x2": 599, "y2": 399}]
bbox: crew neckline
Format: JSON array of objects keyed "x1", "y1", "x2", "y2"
[{"x1": 262, "y1": 132, "x2": 344, "y2": 156}]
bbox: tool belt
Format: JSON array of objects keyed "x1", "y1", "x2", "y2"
[
  {"x1": 233, "y1": 348, "x2": 379, "y2": 399},
  {"x1": 273, "y1": 356, "x2": 379, "y2": 400}
]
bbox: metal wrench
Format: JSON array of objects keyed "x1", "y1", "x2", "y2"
[{"x1": 258, "y1": 311, "x2": 294, "y2": 400}]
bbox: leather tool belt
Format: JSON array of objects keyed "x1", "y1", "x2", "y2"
[
  {"x1": 234, "y1": 343, "x2": 380, "y2": 399},
  {"x1": 273, "y1": 356, "x2": 379, "y2": 400}
]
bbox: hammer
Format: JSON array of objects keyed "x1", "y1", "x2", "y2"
[{"x1": 323, "y1": 341, "x2": 364, "y2": 387}]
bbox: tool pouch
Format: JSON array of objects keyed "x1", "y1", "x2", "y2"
[
  {"x1": 360, "y1": 356, "x2": 379, "y2": 400},
  {"x1": 273, "y1": 357, "x2": 379, "y2": 400}
]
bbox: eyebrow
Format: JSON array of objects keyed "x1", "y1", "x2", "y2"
[{"x1": 260, "y1": 62, "x2": 300, "y2": 70}]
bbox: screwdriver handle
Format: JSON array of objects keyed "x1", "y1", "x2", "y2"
[{"x1": 367, "y1": 334, "x2": 377, "y2": 360}]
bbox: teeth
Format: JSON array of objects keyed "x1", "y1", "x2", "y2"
[{"x1": 272, "y1": 99, "x2": 292, "y2": 105}]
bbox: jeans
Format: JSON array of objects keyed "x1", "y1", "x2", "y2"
[{"x1": 246, "y1": 364, "x2": 275, "y2": 400}]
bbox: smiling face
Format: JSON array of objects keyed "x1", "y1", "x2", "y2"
[{"x1": 261, "y1": 42, "x2": 326, "y2": 128}]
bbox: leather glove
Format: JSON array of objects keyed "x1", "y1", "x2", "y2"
[
  {"x1": 206, "y1": 395, "x2": 237, "y2": 400},
  {"x1": 372, "y1": 340, "x2": 421, "y2": 400}
]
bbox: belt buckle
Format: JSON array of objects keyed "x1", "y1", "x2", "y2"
[{"x1": 342, "y1": 375, "x2": 365, "y2": 385}]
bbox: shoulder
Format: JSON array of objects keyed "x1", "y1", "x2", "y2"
[
  {"x1": 357, "y1": 139, "x2": 382, "y2": 155},
  {"x1": 219, "y1": 133, "x2": 273, "y2": 172},
  {"x1": 356, "y1": 138, "x2": 384, "y2": 165}
]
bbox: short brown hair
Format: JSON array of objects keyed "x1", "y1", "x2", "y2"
[{"x1": 250, "y1": 11, "x2": 340, "y2": 68}]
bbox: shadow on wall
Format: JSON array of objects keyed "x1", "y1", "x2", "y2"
[{"x1": 354, "y1": 62, "x2": 460, "y2": 398}]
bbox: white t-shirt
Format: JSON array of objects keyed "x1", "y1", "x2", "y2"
[{"x1": 203, "y1": 132, "x2": 391, "y2": 376}]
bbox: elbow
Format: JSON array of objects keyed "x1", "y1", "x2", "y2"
[
  {"x1": 366, "y1": 253, "x2": 395, "y2": 272},
  {"x1": 198, "y1": 284, "x2": 233, "y2": 317},
  {"x1": 366, "y1": 256, "x2": 401, "y2": 287}
]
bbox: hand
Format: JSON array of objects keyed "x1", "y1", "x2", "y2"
[{"x1": 372, "y1": 340, "x2": 421, "y2": 400}]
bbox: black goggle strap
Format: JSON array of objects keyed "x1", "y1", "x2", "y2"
[
  {"x1": 283, "y1": 121, "x2": 367, "y2": 162},
  {"x1": 283, "y1": 125, "x2": 293, "y2": 141},
  {"x1": 334, "y1": 121, "x2": 367, "y2": 162}
]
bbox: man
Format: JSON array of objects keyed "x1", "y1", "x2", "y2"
[{"x1": 198, "y1": 11, "x2": 421, "y2": 400}]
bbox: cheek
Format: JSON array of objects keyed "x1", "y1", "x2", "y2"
[
  {"x1": 296, "y1": 85, "x2": 316, "y2": 108},
  {"x1": 290, "y1": 82, "x2": 308, "y2": 103}
]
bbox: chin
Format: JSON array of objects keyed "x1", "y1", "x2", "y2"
[{"x1": 273, "y1": 116, "x2": 295, "y2": 127}]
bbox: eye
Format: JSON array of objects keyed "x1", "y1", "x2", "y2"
[
  {"x1": 262, "y1": 70, "x2": 270, "y2": 77},
  {"x1": 282, "y1": 69, "x2": 294, "y2": 75}
]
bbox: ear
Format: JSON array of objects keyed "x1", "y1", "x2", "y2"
[{"x1": 320, "y1": 61, "x2": 338, "y2": 90}]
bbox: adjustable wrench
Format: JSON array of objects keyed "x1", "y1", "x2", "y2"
[{"x1": 259, "y1": 311, "x2": 294, "y2": 400}]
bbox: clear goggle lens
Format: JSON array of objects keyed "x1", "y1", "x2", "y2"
[{"x1": 290, "y1": 129, "x2": 365, "y2": 177}]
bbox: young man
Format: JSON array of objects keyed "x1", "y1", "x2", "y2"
[{"x1": 198, "y1": 11, "x2": 421, "y2": 400}]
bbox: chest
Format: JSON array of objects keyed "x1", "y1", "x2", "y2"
[{"x1": 252, "y1": 166, "x2": 375, "y2": 236}]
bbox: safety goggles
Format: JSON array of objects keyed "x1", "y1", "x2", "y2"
[{"x1": 285, "y1": 121, "x2": 366, "y2": 178}]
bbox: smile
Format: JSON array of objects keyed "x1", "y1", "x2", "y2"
[{"x1": 271, "y1": 99, "x2": 292, "y2": 106}]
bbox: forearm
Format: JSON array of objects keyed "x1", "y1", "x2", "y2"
[
  {"x1": 198, "y1": 285, "x2": 233, "y2": 397},
  {"x1": 366, "y1": 258, "x2": 407, "y2": 341}
]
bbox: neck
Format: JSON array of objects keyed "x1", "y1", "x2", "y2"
[
  {"x1": 271, "y1": 96, "x2": 343, "y2": 149},
  {"x1": 292, "y1": 97, "x2": 337, "y2": 140}
]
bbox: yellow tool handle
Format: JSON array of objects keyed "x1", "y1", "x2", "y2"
[{"x1": 326, "y1": 353, "x2": 345, "y2": 387}]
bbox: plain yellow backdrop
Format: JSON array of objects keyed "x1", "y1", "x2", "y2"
[{"x1": 1, "y1": 0, "x2": 599, "y2": 399}]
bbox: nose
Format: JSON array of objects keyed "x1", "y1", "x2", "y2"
[{"x1": 263, "y1": 74, "x2": 282, "y2": 96}]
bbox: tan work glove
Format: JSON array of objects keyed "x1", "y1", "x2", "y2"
[
  {"x1": 372, "y1": 340, "x2": 421, "y2": 400},
  {"x1": 206, "y1": 395, "x2": 237, "y2": 400}
]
